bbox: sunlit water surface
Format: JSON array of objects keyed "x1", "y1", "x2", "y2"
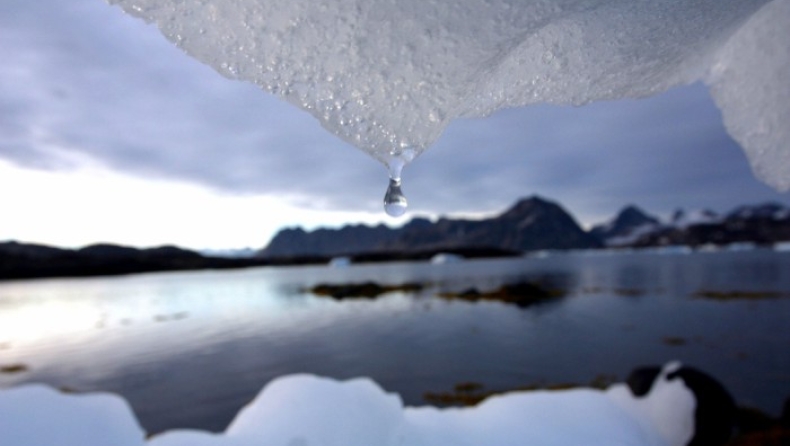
[{"x1": 1, "y1": 250, "x2": 789, "y2": 433}]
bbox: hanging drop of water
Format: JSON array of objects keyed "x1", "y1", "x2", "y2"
[
  {"x1": 383, "y1": 177, "x2": 407, "y2": 217},
  {"x1": 382, "y1": 145, "x2": 415, "y2": 217}
]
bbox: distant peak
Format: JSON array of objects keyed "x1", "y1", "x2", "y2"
[
  {"x1": 504, "y1": 196, "x2": 556, "y2": 214},
  {"x1": 620, "y1": 204, "x2": 649, "y2": 216}
]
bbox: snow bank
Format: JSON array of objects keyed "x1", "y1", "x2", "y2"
[
  {"x1": 106, "y1": 0, "x2": 789, "y2": 189},
  {"x1": 0, "y1": 384, "x2": 145, "y2": 446},
  {"x1": 1, "y1": 364, "x2": 698, "y2": 446}
]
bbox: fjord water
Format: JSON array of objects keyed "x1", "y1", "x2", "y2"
[{"x1": 1, "y1": 250, "x2": 789, "y2": 434}]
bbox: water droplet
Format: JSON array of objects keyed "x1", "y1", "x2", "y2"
[
  {"x1": 383, "y1": 178, "x2": 407, "y2": 217},
  {"x1": 382, "y1": 146, "x2": 416, "y2": 217}
]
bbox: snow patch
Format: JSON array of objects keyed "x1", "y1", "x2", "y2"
[
  {"x1": 0, "y1": 384, "x2": 145, "y2": 446},
  {"x1": 606, "y1": 223, "x2": 661, "y2": 247}
]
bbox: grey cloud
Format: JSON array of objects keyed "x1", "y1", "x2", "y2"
[{"x1": 1, "y1": 0, "x2": 384, "y2": 205}]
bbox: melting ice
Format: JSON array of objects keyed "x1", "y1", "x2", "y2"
[
  {"x1": 383, "y1": 178, "x2": 407, "y2": 217},
  {"x1": 107, "y1": 0, "x2": 790, "y2": 196}
]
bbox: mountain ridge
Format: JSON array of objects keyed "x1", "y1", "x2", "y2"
[
  {"x1": 2, "y1": 198, "x2": 789, "y2": 281},
  {"x1": 259, "y1": 196, "x2": 602, "y2": 258},
  {"x1": 259, "y1": 198, "x2": 790, "y2": 258}
]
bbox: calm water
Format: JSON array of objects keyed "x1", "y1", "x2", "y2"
[{"x1": 1, "y1": 250, "x2": 789, "y2": 433}]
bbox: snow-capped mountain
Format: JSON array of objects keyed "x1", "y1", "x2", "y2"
[
  {"x1": 590, "y1": 206, "x2": 661, "y2": 247},
  {"x1": 592, "y1": 203, "x2": 790, "y2": 248},
  {"x1": 670, "y1": 209, "x2": 721, "y2": 228}
]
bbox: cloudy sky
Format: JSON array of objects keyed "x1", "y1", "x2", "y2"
[{"x1": 1, "y1": 0, "x2": 788, "y2": 250}]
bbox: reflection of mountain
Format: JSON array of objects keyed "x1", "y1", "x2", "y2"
[{"x1": 260, "y1": 196, "x2": 601, "y2": 258}]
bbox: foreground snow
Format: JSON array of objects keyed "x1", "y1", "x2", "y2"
[{"x1": 1, "y1": 363, "x2": 696, "y2": 446}]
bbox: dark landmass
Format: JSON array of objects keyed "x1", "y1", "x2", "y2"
[
  {"x1": 731, "y1": 402, "x2": 790, "y2": 446},
  {"x1": 309, "y1": 282, "x2": 424, "y2": 299},
  {"x1": 347, "y1": 246, "x2": 521, "y2": 263},
  {"x1": 307, "y1": 279, "x2": 562, "y2": 308},
  {"x1": 437, "y1": 282, "x2": 563, "y2": 308},
  {"x1": 661, "y1": 336, "x2": 688, "y2": 346},
  {"x1": 0, "y1": 240, "x2": 523, "y2": 281},
  {"x1": 693, "y1": 290, "x2": 785, "y2": 301},
  {"x1": 3, "y1": 197, "x2": 789, "y2": 281},
  {"x1": 0, "y1": 241, "x2": 318, "y2": 281}
]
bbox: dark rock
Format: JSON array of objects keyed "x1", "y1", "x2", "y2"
[
  {"x1": 439, "y1": 281, "x2": 562, "y2": 308},
  {"x1": 626, "y1": 366, "x2": 662, "y2": 397},
  {"x1": 309, "y1": 282, "x2": 423, "y2": 299},
  {"x1": 737, "y1": 407, "x2": 778, "y2": 433},
  {"x1": 627, "y1": 365, "x2": 736, "y2": 446},
  {"x1": 783, "y1": 397, "x2": 790, "y2": 428},
  {"x1": 0, "y1": 363, "x2": 29, "y2": 374},
  {"x1": 667, "y1": 366, "x2": 737, "y2": 446}
]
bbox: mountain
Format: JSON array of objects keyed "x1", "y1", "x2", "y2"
[
  {"x1": 3, "y1": 200, "x2": 789, "y2": 281},
  {"x1": 670, "y1": 209, "x2": 720, "y2": 228},
  {"x1": 0, "y1": 241, "x2": 275, "y2": 281},
  {"x1": 261, "y1": 199, "x2": 790, "y2": 259},
  {"x1": 259, "y1": 196, "x2": 601, "y2": 258},
  {"x1": 384, "y1": 197, "x2": 601, "y2": 252},
  {"x1": 726, "y1": 203, "x2": 790, "y2": 221},
  {"x1": 615, "y1": 203, "x2": 790, "y2": 248},
  {"x1": 260, "y1": 224, "x2": 402, "y2": 258},
  {"x1": 589, "y1": 205, "x2": 661, "y2": 247}
]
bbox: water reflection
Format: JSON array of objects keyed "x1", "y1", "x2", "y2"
[{"x1": 1, "y1": 251, "x2": 789, "y2": 433}]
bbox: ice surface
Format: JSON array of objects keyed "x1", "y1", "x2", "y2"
[
  {"x1": 106, "y1": 0, "x2": 789, "y2": 190},
  {"x1": 706, "y1": 0, "x2": 790, "y2": 191},
  {"x1": 1, "y1": 364, "x2": 695, "y2": 446},
  {"x1": 0, "y1": 384, "x2": 145, "y2": 446}
]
